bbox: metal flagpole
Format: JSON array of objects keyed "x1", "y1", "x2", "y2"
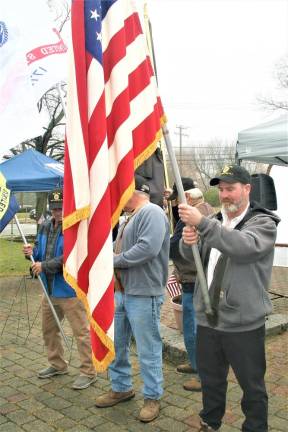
[
  {"x1": 162, "y1": 125, "x2": 213, "y2": 317},
  {"x1": 142, "y1": 3, "x2": 213, "y2": 317},
  {"x1": 14, "y1": 215, "x2": 71, "y2": 352},
  {"x1": 143, "y1": 2, "x2": 174, "y2": 233}
]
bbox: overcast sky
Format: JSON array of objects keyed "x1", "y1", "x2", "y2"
[{"x1": 145, "y1": 0, "x2": 288, "y2": 145}]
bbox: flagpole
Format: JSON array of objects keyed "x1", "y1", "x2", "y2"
[
  {"x1": 143, "y1": 4, "x2": 213, "y2": 317},
  {"x1": 143, "y1": 2, "x2": 174, "y2": 233},
  {"x1": 162, "y1": 125, "x2": 213, "y2": 318},
  {"x1": 14, "y1": 215, "x2": 71, "y2": 352}
]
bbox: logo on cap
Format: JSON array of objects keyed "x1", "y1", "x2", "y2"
[
  {"x1": 48, "y1": 189, "x2": 63, "y2": 209},
  {"x1": 221, "y1": 165, "x2": 233, "y2": 175},
  {"x1": 210, "y1": 164, "x2": 251, "y2": 186},
  {"x1": 52, "y1": 192, "x2": 61, "y2": 202}
]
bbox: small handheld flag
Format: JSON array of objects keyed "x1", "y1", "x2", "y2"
[
  {"x1": 166, "y1": 273, "x2": 182, "y2": 298},
  {"x1": 0, "y1": 172, "x2": 19, "y2": 233}
]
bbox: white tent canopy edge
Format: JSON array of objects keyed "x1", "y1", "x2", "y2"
[
  {"x1": 237, "y1": 114, "x2": 288, "y2": 166},
  {"x1": 237, "y1": 114, "x2": 288, "y2": 267}
]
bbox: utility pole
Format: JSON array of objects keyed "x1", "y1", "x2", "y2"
[{"x1": 175, "y1": 125, "x2": 189, "y2": 175}]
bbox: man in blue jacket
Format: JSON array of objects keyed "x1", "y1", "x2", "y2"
[{"x1": 23, "y1": 190, "x2": 96, "y2": 390}]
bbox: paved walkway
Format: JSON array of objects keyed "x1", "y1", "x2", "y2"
[{"x1": 0, "y1": 276, "x2": 287, "y2": 431}]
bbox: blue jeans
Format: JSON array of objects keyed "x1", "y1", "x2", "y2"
[
  {"x1": 109, "y1": 292, "x2": 164, "y2": 400},
  {"x1": 182, "y1": 291, "x2": 197, "y2": 371}
]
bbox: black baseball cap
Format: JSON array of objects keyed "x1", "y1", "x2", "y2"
[
  {"x1": 168, "y1": 177, "x2": 195, "y2": 201},
  {"x1": 135, "y1": 175, "x2": 150, "y2": 195},
  {"x1": 48, "y1": 189, "x2": 63, "y2": 209},
  {"x1": 210, "y1": 165, "x2": 251, "y2": 186}
]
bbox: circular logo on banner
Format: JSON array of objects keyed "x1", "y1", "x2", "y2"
[{"x1": 0, "y1": 22, "x2": 8, "y2": 47}]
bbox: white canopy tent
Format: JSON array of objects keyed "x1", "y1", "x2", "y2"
[
  {"x1": 237, "y1": 114, "x2": 288, "y2": 267},
  {"x1": 269, "y1": 165, "x2": 288, "y2": 267},
  {"x1": 237, "y1": 114, "x2": 288, "y2": 166}
]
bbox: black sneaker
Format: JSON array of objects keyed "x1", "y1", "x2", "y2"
[{"x1": 199, "y1": 419, "x2": 220, "y2": 431}]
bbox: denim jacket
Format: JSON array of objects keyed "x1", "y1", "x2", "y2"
[{"x1": 33, "y1": 219, "x2": 75, "y2": 298}]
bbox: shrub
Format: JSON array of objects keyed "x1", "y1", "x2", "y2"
[{"x1": 204, "y1": 188, "x2": 220, "y2": 207}]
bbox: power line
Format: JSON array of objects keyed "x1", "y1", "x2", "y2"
[{"x1": 174, "y1": 125, "x2": 189, "y2": 174}]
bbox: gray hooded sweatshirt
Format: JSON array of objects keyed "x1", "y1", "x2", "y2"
[
  {"x1": 180, "y1": 202, "x2": 280, "y2": 332},
  {"x1": 114, "y1": 202, "x2": 170, "y2": 296}
]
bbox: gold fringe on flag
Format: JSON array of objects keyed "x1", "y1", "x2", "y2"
[
  {"x1": 63, "y1": 205, "x2": 90, "y2": 231},
  {"x1": 64, "y1": 267, "x2": 115, "y2": 372}
]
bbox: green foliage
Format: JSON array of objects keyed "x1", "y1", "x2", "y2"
[
  {"x1": 0, "y1": 238, "x2": 30, "y2": 276},
  {"x1": 204, "y1": 188, "x2": 220, "y2": 207}
]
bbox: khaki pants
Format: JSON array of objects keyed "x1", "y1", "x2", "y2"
[{"x1": 42, "y1": 296, "x2": 95, "y2": 376}]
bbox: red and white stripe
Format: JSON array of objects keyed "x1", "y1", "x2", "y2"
[
  {"x1": 63, "y1": 0, "x2": 165, "y2": 371},
  {"x1": 166, "y1": 274, "x2": 182, "y2": 298}
]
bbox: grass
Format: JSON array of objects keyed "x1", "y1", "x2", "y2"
[{"x1": 0, "y1": 238, "x2": 31, "y2": 277}]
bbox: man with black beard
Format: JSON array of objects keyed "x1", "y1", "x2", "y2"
[{"x1": 178, "y1": 165, "x2": 280, "y2": 432}]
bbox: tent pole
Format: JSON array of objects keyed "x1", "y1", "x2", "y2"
[
  {"x1": 14, "y1": 215, "x2": 71, "y2": 352},
  {"x1": 162, "y1": 124, "x2": 213, "y2": 318}
]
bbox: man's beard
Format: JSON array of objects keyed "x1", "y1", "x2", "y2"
[
  {"x1": 221, "y1": 202, "x2": 240, "y2": 213},
  {"x1": 221, "y1": 196, "x2": 245, "y2": 214}
]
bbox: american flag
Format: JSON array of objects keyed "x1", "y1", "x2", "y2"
[
  {"x1": 166, "y1": 274, "x2": 182, "y2": 298},
  {"x1": 63, "y1": 0, "x2": 165, "y2": 371}
]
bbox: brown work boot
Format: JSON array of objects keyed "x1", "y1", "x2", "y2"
[
  {"x1": 183, "y1": 377, "x2": 202, "y2": 392},
  {"x1": 176, "y1": 363, "x2": 197, "y2": 374},
  {"x1": 95, "y1": 389, "x2": 135, "y2": 408},
  {"x1": 139, "y1": 399, "x2": 160, "y2": 422}
]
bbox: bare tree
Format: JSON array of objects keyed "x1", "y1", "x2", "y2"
[
  {"x1": 257, "y1": 56, "x2": 288, "y2": 112},
  {"x1": 189, "y1": 139, "x2": 236, "y2": 189},
  {"x1": 8, "y1": 88, "x2": 66, "y2": 161},
  {"x1": 165, "y1": 138, "x2": 267, "y2": 191},
  {"x1": 48, "y1": 0, "x2": 70, "y2": 33},
  {"x1": 165, "y1": 139, "x2": 236, "y2": 190}
]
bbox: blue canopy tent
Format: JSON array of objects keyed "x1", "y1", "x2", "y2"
[{"x1": 0, "y1": 149, "x2": 63, "y2": 192}]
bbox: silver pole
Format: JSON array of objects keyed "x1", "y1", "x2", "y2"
[
  {"x1": 14, "y1": 215, "x2": 71, "y2": 352},
  {"x1": 162, "y1": 124, "x2": 213, "y2": 317}
]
